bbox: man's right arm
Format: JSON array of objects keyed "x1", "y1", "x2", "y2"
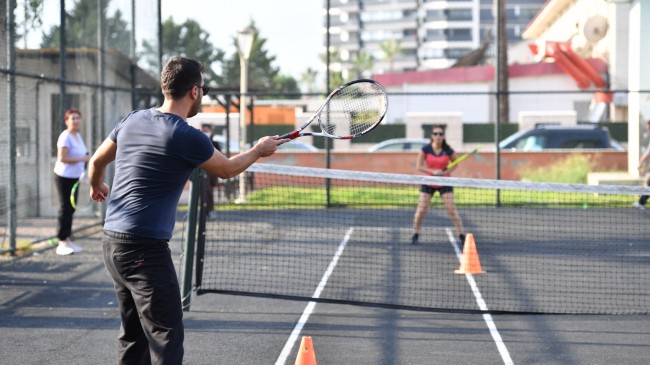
[
  {"x1": 200, "y1": 136, "x2": 287, "y2": 179},
  {"x1": 88, "y1": 137, "x2": 117, "y2": 202}
]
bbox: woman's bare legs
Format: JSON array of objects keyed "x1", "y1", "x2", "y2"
[
  {"x1": 442, "y1": 192, "x2": 465, "y2": 243},
  {"x1": 412, "y1": 192, "x2": 432, "y2": 244}
]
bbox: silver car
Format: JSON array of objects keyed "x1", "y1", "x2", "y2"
[{"x1": 367, "y1": 138, "x2": 429, "y2": 152}]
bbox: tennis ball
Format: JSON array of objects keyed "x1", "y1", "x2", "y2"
[{"x1": 16, "y1": 239, "x2": 32, "y2": 250}]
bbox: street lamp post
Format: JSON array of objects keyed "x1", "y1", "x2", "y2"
[{"x1": 235, "y1": 26, "x2": 254, "y2": 204}]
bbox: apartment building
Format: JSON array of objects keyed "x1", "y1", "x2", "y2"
[{"x1": 325, "y1": 0, "x2": 546, "y2": 75}]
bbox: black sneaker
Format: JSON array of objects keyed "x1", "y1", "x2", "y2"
[
  {"x1": 459, "y1": 234, "x2": 466, "y2": 243},
  {"x1": 411, "y1": 233, "x2": 419, "y2": 245}
]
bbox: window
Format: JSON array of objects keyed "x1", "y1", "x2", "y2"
[
  {"x1": 516, "y1": 135, "x2": 546, "y2": 151},
  {"x1": 447, "y1": 9, "x2": 472, "y2": 21},
  {"x1": 447, "y1": 28, "x2": 472, "y2": 41}
]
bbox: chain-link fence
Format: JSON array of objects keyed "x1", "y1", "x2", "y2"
[
  {"x1": 2, "y1": 1, "x2": 646, "y2": 256},
  {"x1": 1, "y1": 0, "x2": 161, "y2": 254}
]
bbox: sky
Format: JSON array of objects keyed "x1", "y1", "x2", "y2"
[
  {"x1": 22, "y1": 0, "x2": 324, "y2": 83},
  {"x1": 164, "y1": 0, "x2": 324, "y2": 81}
]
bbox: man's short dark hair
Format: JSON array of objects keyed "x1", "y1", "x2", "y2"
[{"x1": 160, "y1": 57, "x2": 204, "y2": 100}]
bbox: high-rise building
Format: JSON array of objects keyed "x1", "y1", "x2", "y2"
[{"x1": 324, "y1": 0, "x2": 546, "y2": 77}]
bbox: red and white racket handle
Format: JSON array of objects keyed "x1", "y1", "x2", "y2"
[{"x1": 279, "y1": 131, "x2": 301, "y2": 140}]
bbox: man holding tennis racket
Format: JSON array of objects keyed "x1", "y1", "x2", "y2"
[
  {"x1": 411, "y1": 125, "x2": 466, "y2": 245},
  {"x1": 88, "y1": 56, "x2": 286, "y2": 364}
]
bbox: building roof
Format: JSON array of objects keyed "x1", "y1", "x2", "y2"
[
  {"x1": 522, "y1": 0, "x2": 572, "y2": 39},
  {"x1": 372, "y1": 58, "x2": 607, "y2": 87},
  {"x1": 16, "y1": 47, "x2": 159, "y2": 88}
]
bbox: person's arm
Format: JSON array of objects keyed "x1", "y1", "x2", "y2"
[
  {"x1": 636, "y1": 143, "x2": 650, "y2": 173},
  {"x1": 57, "y1": 146, "x2": 89, "y2": 164},
  {"x1": 200, "y1": 136, "x2": 286, "y2": 179},
  {"x1": 88, "y1": 137, "x2": 117, "y2": 202},
  {"x1": 639, "y1": 141, "x2": 650, "y2": 172}
]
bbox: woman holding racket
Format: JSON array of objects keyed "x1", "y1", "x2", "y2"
[
  {"x1": 53, "y1": 108, "x2": 88, "y2": 255},
  {"x1": 411, "y1": 125, "x2": 466, "y2": 245}
]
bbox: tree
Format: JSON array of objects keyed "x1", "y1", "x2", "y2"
[
  {"x1": 299, "y1": 67, "x2": 318, "y2": 95},
  {"x1": 141, "y1": 17, "x2": 224, "y2": 85},
  {"x1": 17, "y1": 0, "x2": 44, "y2": 48},
  {"x1": 273, "y1": 74, "x2": 299, "y2": 98},
  {"x1": 219, "y1": 21, "x2": 284, "y2": 92},
  {"x1": 350, "y1": 50, "x2": 374, "y2": 79},
  {"x1": 40, "y1": 0, "x2": 130, "y2": 56},
  {"x1": 1, "y1": 0, "x2": 44, "y2": 48},
  {"x1": 379, "y1": 39, "x2": 401, "y2": 72},
  {"x1": 320, "y1": 48, "x2": 344, "y2": 91}
]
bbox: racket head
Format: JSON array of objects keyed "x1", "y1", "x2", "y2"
[
  {"x1": 316, "y1": 79, "x2": 388, "y2": 139},
  {"x1": 69, "y1": 171, "x2": 89, "y2": 210},
  {"x1": 70, "y1": 182, "x2": 79, "y2": 209}
]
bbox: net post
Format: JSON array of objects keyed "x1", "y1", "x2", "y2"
[
  {"x1": 195, "y1": 171, "x2": 208, "y2": 290},
  {"x1": 180, "y1": 169, "x2": 202, "y2": 311}
]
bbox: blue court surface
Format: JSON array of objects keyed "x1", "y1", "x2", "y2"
[{"x1": 1, "y1": 226, "x2": 648, "y2": 365}]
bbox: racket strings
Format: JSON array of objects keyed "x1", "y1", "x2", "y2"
[{"x1": 322, "y1": 82, "x2": 387, "y2": 137}]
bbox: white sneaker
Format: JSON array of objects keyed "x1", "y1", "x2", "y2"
[
  {"x1": 55, "y1": 241, "x2": 74, "y2": 255},
  {"x1": 67, "y1": 239, "x2": 83, "y2": 253},
  {"x1": 632, "y1": 202, "x2": 646, "y2": 210}
]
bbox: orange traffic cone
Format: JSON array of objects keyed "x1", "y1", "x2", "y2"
[
  {"x1": 295, "y1": 336, "x2": 317, "y2": 365},
  {"x1": 455, "y1": 233, "x2": 485, "y2": 274}
]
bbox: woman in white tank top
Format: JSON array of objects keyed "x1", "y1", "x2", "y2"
[{"x1": 53, "y1": 108, "x2": 89, "y2": 255}]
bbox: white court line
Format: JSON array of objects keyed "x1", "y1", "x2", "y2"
[
  {"x1": 274, "y1": 227, "x2": 355, "y2": 365},
  {"x1": 446, "y1": 228, "x2": 514, "y2": 365}
]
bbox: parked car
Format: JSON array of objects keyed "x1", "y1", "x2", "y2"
[
  {"x1": 367, "y1": 138, "x2": 429, "y2": 152},
  {"x1": 499, "y1": 125, "x2": 625, "y2": 151}
]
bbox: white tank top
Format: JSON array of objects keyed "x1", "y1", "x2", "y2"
[{"x1": 53, "y1": 130, "x2": 87, "y2": 178}]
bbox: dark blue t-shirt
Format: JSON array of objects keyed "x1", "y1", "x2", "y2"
[{"x1": 104, "y1": 108, "x2": 214, "y2": 240}]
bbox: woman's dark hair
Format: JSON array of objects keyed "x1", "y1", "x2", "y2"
[
  {"x1": 64, "y1": 108, "x2": 81, "y2": 120},
  {"x1": 160, "y1": 57, "x2": 204, "y2": 100},
  {"x1": 431, "y1": 124, "x2": 451, "y2": 150}
]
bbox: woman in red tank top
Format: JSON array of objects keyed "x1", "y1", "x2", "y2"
[{"x1": 411, "y1": 125, "x2": 466, "y2": 245}]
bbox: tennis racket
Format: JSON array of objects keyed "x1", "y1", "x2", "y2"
[
  {"x1": 70, "y1": 170, "x2": 91, "y2": 211},
  {"x1": 279, "y1": 79, "x2": 388, "y2": 140},
  {"x1": 444, "y1": 145, "x2": 482, "y2": 171}
]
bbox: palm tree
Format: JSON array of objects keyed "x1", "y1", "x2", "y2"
[
  {"x1": 379, "y1": 39, "x2": 401, "y2": 72},
  {"x1": 320, "y1": 48, "x2": 344, "y2": 90},
  {"x1": 350, "y1": 51, "x2": 375, "y2": 79},
  {"x1": 300, "y1": 67, "x2": 318, "y2": 97}
]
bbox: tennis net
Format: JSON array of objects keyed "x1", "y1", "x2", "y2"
[{"x1": 195, "y1": 163, "x2": 650, "y2": 314}]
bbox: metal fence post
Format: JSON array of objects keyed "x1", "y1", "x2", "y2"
[{"x1": 181, "y1": 169, "x2": 201, "y2": 311}]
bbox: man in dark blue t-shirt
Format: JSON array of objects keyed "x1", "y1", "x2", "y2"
[{"x1": 88, "y1": 56, "x2": 286, "y2": 364}]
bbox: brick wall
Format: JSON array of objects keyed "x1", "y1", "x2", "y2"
[{"x1": 257, "y1": 151, "x2": 628, "y2": 181}]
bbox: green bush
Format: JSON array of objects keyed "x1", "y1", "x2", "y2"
[{"x1": 520, "y1": 155, "x2": 595, "y2": 184}]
